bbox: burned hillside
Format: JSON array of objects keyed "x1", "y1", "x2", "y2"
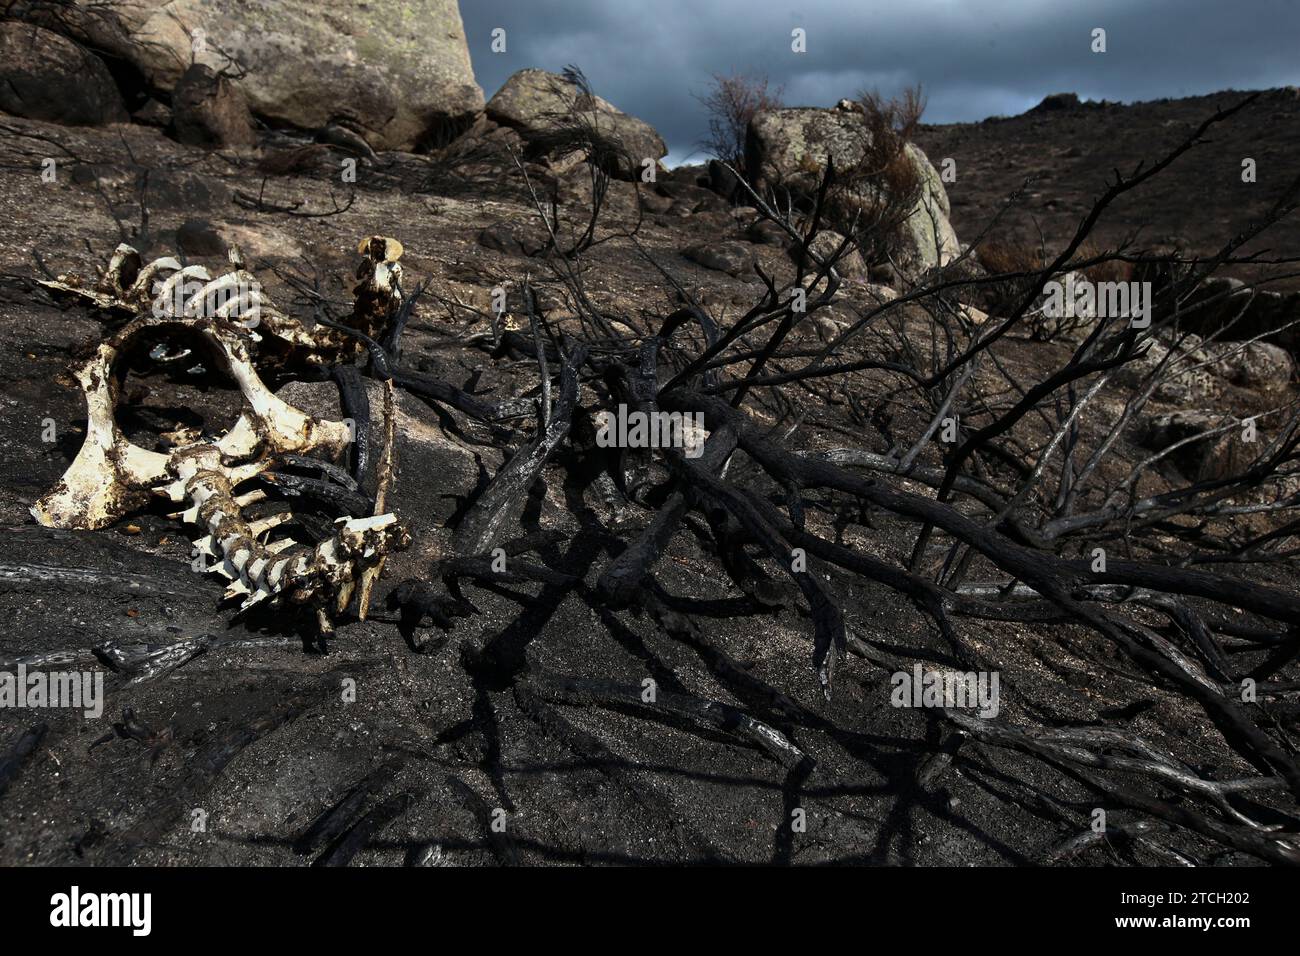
[{"x1": 0, "y1": 6, "x2": 1298, "y2": 871}]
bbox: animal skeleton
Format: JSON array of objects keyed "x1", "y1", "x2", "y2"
[
  {"x1": 37, "y1": 236, "x2": 405, "y2": 366},
  {"x1": 32, "y1": 237, "x2": 410, "y2": 627}
]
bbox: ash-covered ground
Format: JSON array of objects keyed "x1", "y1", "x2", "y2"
[{"x1": 0, "y1": 91, "x2": 1297, "y2": 866}]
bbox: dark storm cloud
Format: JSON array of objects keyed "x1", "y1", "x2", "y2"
[{"x1": 458, "y1": 0, "x2": 1300, "y2": 165}]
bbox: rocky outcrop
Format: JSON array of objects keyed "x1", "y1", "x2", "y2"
[
  {"x1": 18, "y1": 0, "x2": 483, "y2": 151},
  {"x1": 1032, "y1": 92, "x2": 1082, "y2": 112},
  {"x1": 745, "y1": 104, "x2": 959, "y2": 271},
  {"x1": 898, "y1": 140, "x2": 960, "y2": 268},
  {"x1": 655, "y1": 179, "x2": 726, "y2": 214},
  {"x1": 1113, "y1": 332, "x2": 1221, "y2": 403},
  {"x1": 0, "y1": 22, "x2": 127, "y2": 126},
  {"x1": 427, "y1": 112, "x2": 527, "y2": 171},
  {"x1": 485, "y1": 69, "x2": 666, "y2": 179}
]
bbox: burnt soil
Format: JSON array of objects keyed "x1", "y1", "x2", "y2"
[
  {"x1": 0, "y1": 93, "x2": 1296, "y2": 866},
  {"x1": 915, "y1": 87, "x2": 1300, "y2": 289}
]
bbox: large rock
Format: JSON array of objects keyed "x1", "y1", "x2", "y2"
[
  {"x1": 420, "y1": 112, "x2": 533, "y2": 193},
  {"x1": 0, "y1": 22, "x2": 127, "y2": 125},
  {"x1": 1206, "y1": 340, "x2": 1294, "y2": 392},
  {"x1": 655, "y1": 179, "x2": 725, "y2": 213},
  {"x1": 170, "y1": 63, "x2": 256, "y2": 147},
  {"x1": 1138, "y1": 269, "x2": 1300, "y2": 351},
  {"x1": 682, "y1": 241, "x2": 755, "y2": 277},
  {"x1": 1136, "y1": 410, "x2": 1249, "y2": 482},
  {"x1": 1032, "y1": 92, "x2": 1082, "y2": 112},
  {"x1": 485, "y1": 69, "x2": 666, "y2": 179},
  {"x1": 1114, "y1": 333, "x2": 1291, "y2": 401},
  {"x1": 1178, "y1": 278, "x2": 1300, "y2": 349},
  {"x1": 20, "y1": 0, "x2": 482, "y2": 151},
  {"x1": 1113, "y1": 331, "x2": 1221, "y2": 403},
  {"x1": 898, "y1": 139, "x2": 960, "y2": 268},
  {"x1": 708, "y1": 158, "x2": 744, "y2": 203},
  {"x1": 745, "y1": 104, "x2": 959, "y2": 271},
  {"x1": 796, "y1": 230, "x2": 869, "y2": 280}
]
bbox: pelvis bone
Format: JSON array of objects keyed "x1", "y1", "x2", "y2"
[
  {"x1": 33, "y1": 314, "x2": 351, "y2": 530},
  {"x1": 32, "y1": 285, "x2": 409, "y2": 619}
]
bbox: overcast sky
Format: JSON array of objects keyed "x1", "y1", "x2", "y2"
[{"x1": 458, "y1": 0, "x2": 1300, "y2": 166}]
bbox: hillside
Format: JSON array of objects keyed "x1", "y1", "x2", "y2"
[{"x1": 915, "y1": 88, "x2": 1300, "y2": 288}]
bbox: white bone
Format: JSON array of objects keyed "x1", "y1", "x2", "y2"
[
  {"x1": 127, "y1": 257, "x2": 184, "y2": 303},
  {"x1": 234, "y1": 489, "x2": 267, "y2": 508},
  {"x1": 100, "y1": 244, "x2": 142, "y2": 294},
  {"x1": 248, "y1": 512, "x2": 290, "y2": 537},
  {"x1": 154, "y1": 266, "x2": 212, "y2": 317},
  {"x1": 33, "y1": 238, "x2": 411, "y2": 622}
]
